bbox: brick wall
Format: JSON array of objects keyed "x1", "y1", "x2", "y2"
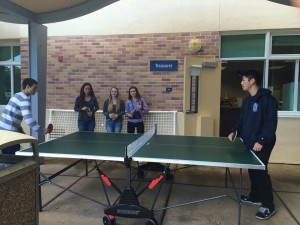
[{"x1": 21, "y1": 31, "x2": 220, "y2": 111}]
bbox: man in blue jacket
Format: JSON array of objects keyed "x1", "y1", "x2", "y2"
[{"x1": 228, "y1": 70, "x2": 278, "y2": 220}]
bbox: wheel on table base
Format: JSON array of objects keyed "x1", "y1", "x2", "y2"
[
  {"x1": 165, "y1": 173, "x2": 174, "y2": 180},
  {"x1": 146, "y1": 218, "x2": 158, "y2": 225},
  {"x1": 103, "y1": 215, "x2": 116, "y2": 225},
  {"x1": 137, "y1": 170, "x2": 145, "y2": 179}
]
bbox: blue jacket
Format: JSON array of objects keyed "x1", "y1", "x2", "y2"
[
  {"x1": 103, "y1": 99, "x2": 125, "y2": 121},
  {"x1": 232, "y1": 88, "x2": 278, "y2": 149},
  {"x1": 125, "y1": 98, "x2": 149, "y2": 123}
]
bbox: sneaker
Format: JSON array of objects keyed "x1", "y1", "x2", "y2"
[
  {"x1": 241, "y1": 195, "x2": 262, "y2": 206},
  {"x1": 256, "y1": 207, "x2": 275, "y2": 220}
]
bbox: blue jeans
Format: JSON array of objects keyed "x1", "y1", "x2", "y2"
[
  {"x1": 106, "y1": 119, "x2": 122, "y2": 133},
  {"x1": 78, "y1": 120, "x2": 95, "y2": 132}
]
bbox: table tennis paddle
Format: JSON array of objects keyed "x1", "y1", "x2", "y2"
[
  {"x1": 48, "y1": 123, "x2": 53, "y2": 134},
  {"x1": 232, "y1": 130, "x2": 237, "y2": 142}
]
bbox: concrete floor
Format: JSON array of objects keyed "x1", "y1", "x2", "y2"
[{"x1": 38, "y1": 159, "x2": 300, "y2": 225}]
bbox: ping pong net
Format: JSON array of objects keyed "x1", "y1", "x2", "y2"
[{"x1": 126, "y1": 124, "x2": 157, "y2": 158}]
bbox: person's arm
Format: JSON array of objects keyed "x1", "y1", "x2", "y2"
[
  {"x1": 125, "y1": 100, "x2": 133, "y2": 117},
  {"x1": 103, "y1": 99, "x2": 109, "y2": 117},
  {"x1": 257, "y1": 97, "x2": 278, "y2": 146},
  {"x1": 20, "y1": 99, "x2": 45, "y2": 134},
  {"x1": 140, "y1": 98, "x2": 149, "y2": 113},
  {"x1": 74, "y1": 97, "x2": 82, "y2": 112},
  {"x1": 93, "y1": 96, "x2": 99, "y2": 113},
  {"x1": 118, "y1": 100, "x2": 125, "y2": 117}
]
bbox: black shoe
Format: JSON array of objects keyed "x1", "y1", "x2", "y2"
[
  {"x1": 241, "y1": 195, "x2": 262, "y2": 206},
  {"x1": 256, "y1": 207, "x2": 275, "y2": 220}
]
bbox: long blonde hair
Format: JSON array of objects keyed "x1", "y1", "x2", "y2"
[{"x1": 108, "y1": 87, "x2": 120, "y2": 111}]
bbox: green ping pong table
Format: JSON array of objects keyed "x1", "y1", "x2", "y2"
[{"x1": 17, "y1": 127, "x2": 264, "y2": 225}]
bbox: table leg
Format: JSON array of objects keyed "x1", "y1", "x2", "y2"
[{"x1": 238, "y1": 168, "x2": 243, "y2": 225}]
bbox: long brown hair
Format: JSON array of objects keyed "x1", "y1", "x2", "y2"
[
  {"x1": 108, "y1": 87, "x2": 120, "y2": 111},
  {"x1": 79, "y1": 82, "x2": 95, "y2": 107},
  {"x1": 128, "y1": 86, "x2": 141, "y2": 100}
]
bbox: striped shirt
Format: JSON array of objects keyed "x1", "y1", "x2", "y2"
[{"x1": 0, "y1": 91, "x2": 44, "y2": 134}]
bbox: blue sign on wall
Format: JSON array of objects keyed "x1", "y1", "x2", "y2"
[{"x1": 150, "y1": 60, "x2": 178, "y2": 71}]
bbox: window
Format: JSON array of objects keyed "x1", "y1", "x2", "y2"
[
  {"x1": 0, "y1": 46, "x2": 11, "y2": 61},
  {"x1": 220, "y1": 32, "x2": 300, "y2": 115},
  {"x1": 0, "y1": 44, "x2": 21, "y2": 107},
  {"x1": 270, "y1": 36, "x2": 300, "y2": 112},
  {"x1": 221, "y1": 34, "x2": 265, "y2": 58},
  {"x1": 221, "y1": 60, "x2": 265, "y2": 107},
  {"x1": 272, "y1": 35, "x2": 300, "y2": 54},
  {"x1": 268, "y1": 60, "x2": 299, "y2": 111}
]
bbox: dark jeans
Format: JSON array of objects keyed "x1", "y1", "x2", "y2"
[
  {"x1": 78, "y1": 120, "x2": 95, "y2": 132},
  {"x1": 248, "y1": 137, "x2": 276, "y2": 211},
  {"x1": 127, "y1": 121, "x2": 144, "y2": 134},
  {"x1": 2, "y1": 144, "x2": 21, "y2": 155}
]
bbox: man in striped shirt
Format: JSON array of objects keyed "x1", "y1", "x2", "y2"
[{"x1": 0, "y1": 78, "x2": 49, "y2": 154}]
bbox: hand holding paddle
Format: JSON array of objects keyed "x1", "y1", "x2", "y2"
[
  {"x1": 228, "y1": 130, "x2": 237, "y2": 142},
  {"x1": 232, "y1": 130, "x2": 237, "y2": 142},
  {"x1": 47, "y1": 123, "x2": 53, "y2": 134}
]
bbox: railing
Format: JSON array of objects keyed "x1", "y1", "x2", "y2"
[{"x1": 46, "y1": 109, "x2": 177, "y2": 141}]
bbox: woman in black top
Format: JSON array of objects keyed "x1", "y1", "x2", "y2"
[{"x1": 74, "y1": 82, "x2": 99, "y2": 131}]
